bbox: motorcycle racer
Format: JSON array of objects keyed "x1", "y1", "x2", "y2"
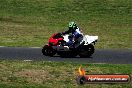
[
  {"x1": 61, "y1": 22, "x2": 83, "y2": 46},
  {"x1": 42, "y1": 23, "x2": 98, "y2": 57}
]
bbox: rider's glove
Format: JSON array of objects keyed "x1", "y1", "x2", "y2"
[
  {"x1": 57, "y1": 32, "x2": 62, "y2": 35},
  {"x1": 61, "y1": 32, "x2": 65, "y2": 35}
]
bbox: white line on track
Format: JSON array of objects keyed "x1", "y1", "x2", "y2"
[
  {"x1": 29, "y1": 47, "x2": 41, "y2": 48},
  {"x1": 0, "y1": 46, "x2": 6, "y2": 47},
  {"x1": 0, "y1": 46, "x2": 41, "y2": 48},
  {"x1": 23, "y1": 60, "x2": 33, "y2": 62}
]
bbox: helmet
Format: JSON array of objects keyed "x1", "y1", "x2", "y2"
[{"x1": 68, "y1": 22, "x2": 77, "y2": 29}]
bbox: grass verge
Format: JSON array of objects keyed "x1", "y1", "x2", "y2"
[
  {"x1": 0, "y1": 60, "x2": 132, "y2": 88},
  {"x1": 0, "y1": 0, "x2": 131, "y2": 49}
]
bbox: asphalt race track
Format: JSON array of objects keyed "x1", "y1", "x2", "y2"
[{"x1": 0, "y1": 47, "x2": 132, "y2": 64}]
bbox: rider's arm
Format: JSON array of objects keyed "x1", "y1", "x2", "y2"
[{"x1": 75, "y1": 27, "x2": 81, "y2": 34}]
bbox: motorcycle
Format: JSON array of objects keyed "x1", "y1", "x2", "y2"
[{"x1": 42, "y1": 33, "x2": 98, "y2": 57}]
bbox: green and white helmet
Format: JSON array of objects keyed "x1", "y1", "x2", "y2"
[{"x1": 68, "y1": 22, "x2": 77, "y2": 29}]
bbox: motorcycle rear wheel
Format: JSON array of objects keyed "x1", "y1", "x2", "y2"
[{"x1": 79, "y1": 44, "x2": 94, "y2": 58}]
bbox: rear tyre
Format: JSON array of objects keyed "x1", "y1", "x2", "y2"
[
  {"x1": 42, "y1": 45, "x2": 56, "y2": 56},
  {"x1": 79, "y1": 44, "x2": 94, "y2": 58}
]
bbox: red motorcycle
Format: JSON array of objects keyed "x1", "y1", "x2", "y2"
[{"x1": 42, "y1": 33, "x2": 98, "y2": 57}]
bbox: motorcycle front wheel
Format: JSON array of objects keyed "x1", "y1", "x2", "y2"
[{"x1": 42, "y1": 45, "x2": 56, "y2": 56}]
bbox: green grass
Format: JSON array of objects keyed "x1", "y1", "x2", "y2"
[
  {"x1": 0, "y1": 60, "x2": 132, "y2": 88},
  {"x1": 0, "y1": 0, "x2": 131, "y2": 49}
]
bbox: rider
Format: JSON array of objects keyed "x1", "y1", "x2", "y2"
[{"x1": 61, "y1": 22, "x2": 82, "y2": 46}]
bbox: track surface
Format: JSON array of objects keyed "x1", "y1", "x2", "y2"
[{"x1": 0, "y1": 47, "x2": 132, "y2": 64}]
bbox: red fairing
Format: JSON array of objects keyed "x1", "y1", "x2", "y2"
[{"x1": 48, "y1": 33, "x2": 63, "y2": 46}]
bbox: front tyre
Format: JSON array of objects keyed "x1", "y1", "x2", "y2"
[
  {"x1": 79, "y1": 44, "x2": 95, "y2": 58},
  {"x1": 42, "y1": 45, "x2": 56, "y2": 56}
]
